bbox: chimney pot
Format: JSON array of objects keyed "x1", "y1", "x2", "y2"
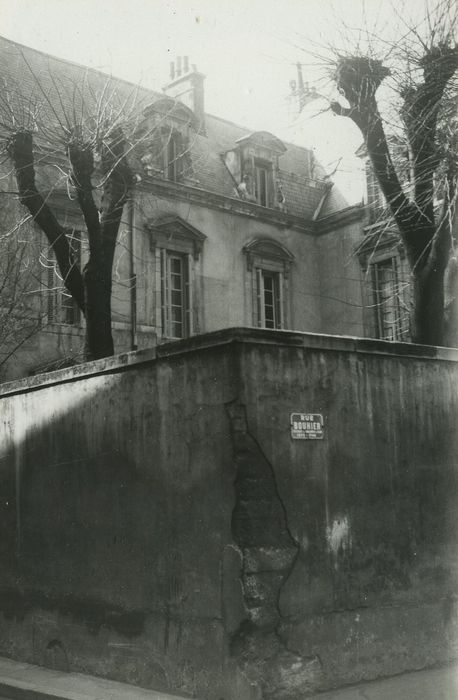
[{"x1": 163, "y1": 58, "x2": 206, "y2": 133}]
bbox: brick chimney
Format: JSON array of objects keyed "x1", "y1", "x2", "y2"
[{"x1": 163, "y1": 56, "x2": 206, "y2": 133}]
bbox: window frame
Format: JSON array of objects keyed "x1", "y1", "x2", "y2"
[
  {"x1": 243, "y1": 238, "x2": 293, "y2": 330},
  {"x1": 357, "y1": 224, "x2": 411, "y2": 342},
  {"x1": 147, "y1": 216, "x2": 206, "y2": 342},
  {"x1": 235, "y1": 132, "x2": 287, "y2": 211},
  {"x1": 139, "y1": 114, "x2": 192, "y2": 184},
  {"x1": 165, "y1": 130, "x2": 185, "y2": 182},
  {"x1": 255, "y1": 267, "x2": 283, "y2": 329},
  {"x1": 159, "y1": 249, "x2": 192, "y2": 340},
  {"x1": 371, "y1": 255, "x2": 407, "y2": 342},
  {"x1": 45, "y1": 227, "x2": 82, "y2": 327},
  {"x1": 254, "y1": 158, "x2": 274, "y2": 208}
]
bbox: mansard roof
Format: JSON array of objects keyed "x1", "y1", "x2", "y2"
[
  {"x1": 0, "y1": 35, "x2": 328, "y2": 220},
  {"x1": 235, "y1": 131, "x2": 287, "y2": 153},
  {"x1": 143, "y1": 96, "x2": 200, "y2": 129}
]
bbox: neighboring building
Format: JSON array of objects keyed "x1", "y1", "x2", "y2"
[
  {"x1": 0, "y1": 37, "x2": 389, "y2": 381},
  {"x1": 354, "y1": 144, "x2": 411, "y2": 343},
  {"x1": 355, "y1": 140, "x2": 458, "y2": 347}
]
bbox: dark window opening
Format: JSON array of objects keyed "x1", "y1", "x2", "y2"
[
  {"x1": 254, "y1": 160, "x2": 273, "y2": 207},
  {"x1": 46, "y1": 229, "x2": 81, "y2": 326}
]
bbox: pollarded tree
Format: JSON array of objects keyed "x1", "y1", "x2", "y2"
[
  {"x1": 330, "y1": 13, "x2": 457, "y2": 346},
  {"x1": 1, "y1": 66, "x2": 134, "y2": 360},
  {"x1": 0, "y1": 51, "x2": 201, "y2": 363}
]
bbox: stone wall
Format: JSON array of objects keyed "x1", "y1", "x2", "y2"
[{"x1": 0, "y1": 329, "x2": 457, "y2": 698}]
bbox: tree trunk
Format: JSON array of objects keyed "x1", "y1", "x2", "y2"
[
  {"x1": 411, "y1": 264, "x2": 445, "y2": 346},
  {"x1": 83, "y1": 264, "x2": 114, "y2": 360},
  {"x1": 68, "y1": 130, "x2": 130, "y2": 361},
  {"x1": 331, "y1": 51, "x2": 458, "y2": 347}
]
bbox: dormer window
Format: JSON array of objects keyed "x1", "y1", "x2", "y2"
[
  {"x1": 254, "y1": 159, "x2": 273, "y2": 207},
  {"x1": 165, "y1": 130, "x2": 185, "y2": 181},
  {"x1": 139, "y1": 97, "x2": 196, "y2": 183},
  {"x1": 140, "y1": 126, "x2": 191, "y2": 183},
  {"x1": 225, "y1": 131, "x2": 286, "y2": 209}
]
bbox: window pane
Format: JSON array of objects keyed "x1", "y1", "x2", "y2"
[
  {"x1": 46, "y1": 230, "x2": 81, "y2": 326},
  {"x1": 261, "y1": 271, "x2": 280, "y2": 329},
  {"x1": 171, "y1": 289, "x2": 182, "y2": 306},
  {"x1": 163, "y1": 252, "x2": 189, "y2": 339},
  {"x1": 170, "y1": 256, "x2": 182, "y2": 275},
  {"x1": 263, "y1": 275, "x2": 273, "y2": 292},
  {"x1": 254, "y1": 161, "x2": 272, "y2": 207},
  {"x1": 171, "y1": 305, "x2": 183, "y2": 323},
  {"x1": 167, "y1": 137, "x2": 177, "y2": 180},
  {"x1": 373, "y1": 258, "x2": 404, "y2": 341}
]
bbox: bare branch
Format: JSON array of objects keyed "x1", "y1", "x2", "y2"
[{"x1": 6, "y1": 130, "x2": 85, "y2": 311}]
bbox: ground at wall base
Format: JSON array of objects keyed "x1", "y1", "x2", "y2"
[
  {"x1": 306, "y1": 663, "x2": 458, "y2": 699},
  {"x1": 0, "y1": 655, "x2": 194, "y2": 699},
  {"x1": 0, "y1": 656, "x2": 457, "y2": 700}
]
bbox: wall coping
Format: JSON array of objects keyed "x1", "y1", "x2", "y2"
[{"x1": 0, "y1": 327, "x2": 457, "y2": 398}]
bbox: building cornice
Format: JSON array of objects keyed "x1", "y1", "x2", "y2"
[
  {"x1": 136, "y1": 176, "x2": 316, "y2": 234},
  {"x1": 315, "y1": 204, "x2": 366, "y2": 234},
  {"x1": 41, "y1": 177, "x2": 360, "y2": 238}
]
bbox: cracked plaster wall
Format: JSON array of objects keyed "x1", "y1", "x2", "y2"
[
  {"x1": 236, "y1": 338, "x2": 458, "y2": 693},
  {"x1": 0, "y1": 330, "x2": 457, "y2": 699}
]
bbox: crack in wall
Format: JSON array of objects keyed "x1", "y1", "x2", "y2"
[
  {"x1": 226, "y1": 401, "x2": 298, "y2": 626},
  {"x1": 225, "y1": 400, "x2": 322, "y2": 699}
]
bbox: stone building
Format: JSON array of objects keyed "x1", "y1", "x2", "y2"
[
  {"x1": 0, "y1": 37, "x2": 384, "y2": 381},
  {"x1": 354, "y1": 144, "x2": 412, "y2": 343}
]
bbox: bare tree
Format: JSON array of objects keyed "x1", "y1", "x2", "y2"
[
  {"x1": 0, "y1": 67, "x2": 134, "y2": 360},
  {"x1": 0, "y1": 214, "x2": 45, "y2": 374},
  {"x1": 0, "y1": 48, "x2": 205, "y2": 364},
  {"x1": 329, "y1": 5, "x2": 457, "y2": 345}
]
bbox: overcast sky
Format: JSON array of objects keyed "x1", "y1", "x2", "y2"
[{"x1": 0, "y1": 0, "x2": 442, "y2": 201}]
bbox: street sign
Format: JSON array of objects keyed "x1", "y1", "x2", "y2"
[{"x1": 290, "y1": 413, "x2": 324, "y2": 440}]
